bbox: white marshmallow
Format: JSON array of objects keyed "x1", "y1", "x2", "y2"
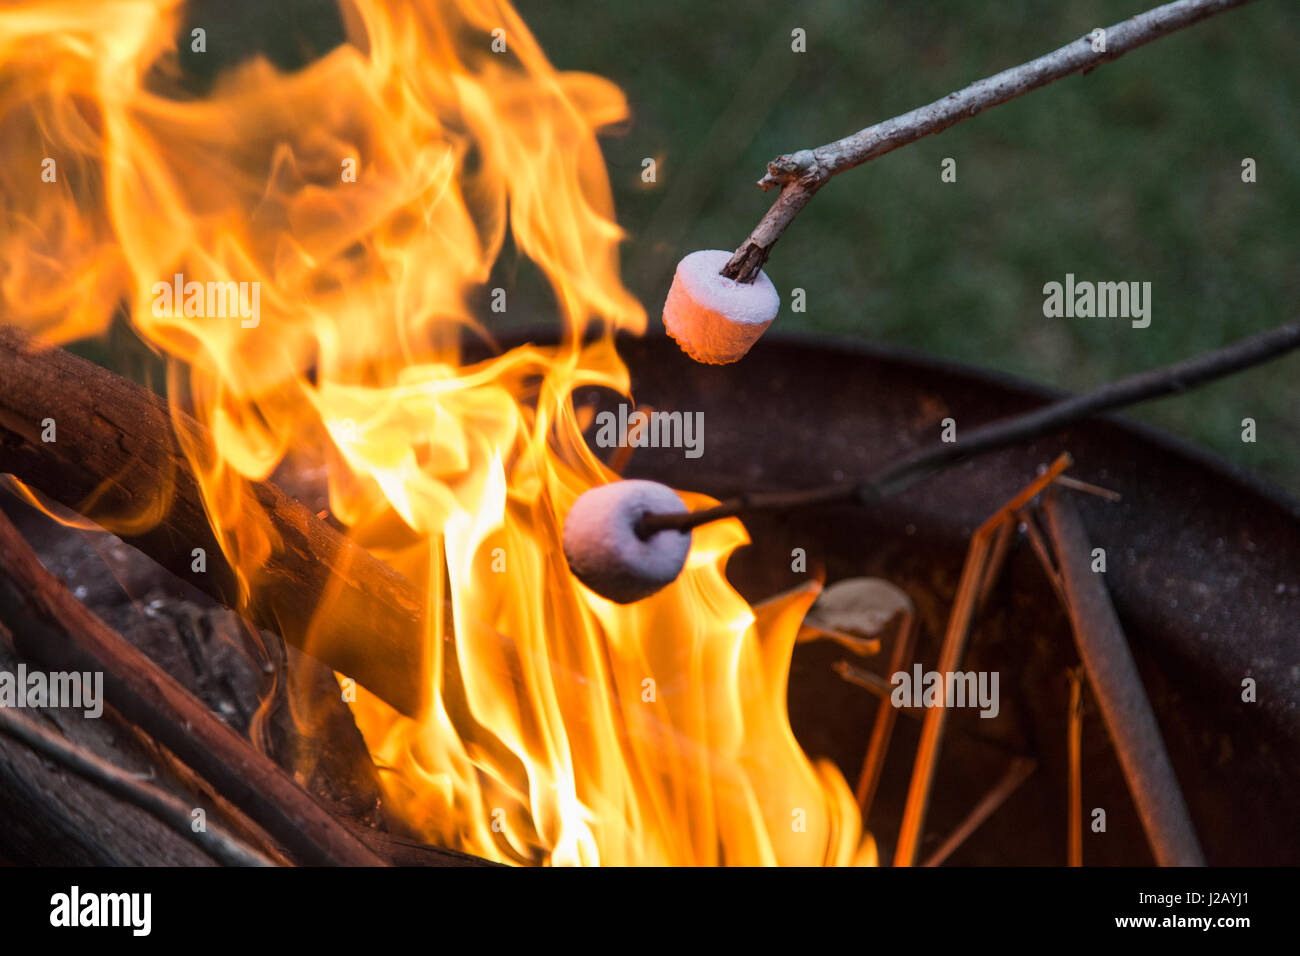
[
  {"x1": 662, "y1": 249, "x2": 780, "y2": 364},
  {"x1": 562, "y1": 480, "x2": 692, "y2": 604}
]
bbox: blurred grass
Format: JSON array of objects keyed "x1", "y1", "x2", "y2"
[
  {"x1": 70, "y1": 0, "x2": 1300, "y2": 495},
  {"x1": 519, "y1": 0, "x2": 1300, "y2": 493}
]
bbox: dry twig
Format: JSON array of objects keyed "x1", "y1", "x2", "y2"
[
  {"x1": 921, "y1": 756, "x2": 1038, "y2": 868},
  {"x1": 893, "y1": 456, "x2": 1070, "y2": 866},
  {"x1": 721, "y1": 0, "x2": 1259, "y2": 282},
  {"x1": 853, "y1": 608, "x2": 916, "y2": 818},
  {"x1": 1068, "y1": 666, "x2": 1085, "y2": 867}
]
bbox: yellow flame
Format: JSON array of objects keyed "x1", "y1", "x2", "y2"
[{"x1": 0, "y1": 0, "x2": 871, "y2": 865}]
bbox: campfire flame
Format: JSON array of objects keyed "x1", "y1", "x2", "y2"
[{"x1": 0, "y1": 0, "x2": 872, "y2": 865}]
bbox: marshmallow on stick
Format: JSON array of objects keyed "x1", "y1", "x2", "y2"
[
  {"x1": 562, "y1": 480, "x2": 692, "y2": 604},
  {"x1": 663, "y1": 249, "x2": 780, "y2": 364}
]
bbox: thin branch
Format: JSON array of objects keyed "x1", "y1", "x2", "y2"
[
  {"x1": 636, "y1": 316, "x2": 1300, "y2": 537},
  {"x1": 892, "y1": 514, "x2": 996, "y2": 866},
  {"x1": 894, "y1": 458, "x2": 1070, "y2": 867},
  {"x1": 1017, "y1": 507, "x2": 1070, "y2": 608},
  {"x1": 1067, "y1": 666, "x2": 1085, "y2": 868},
  {"x1": 0, "y1": 705, "x2": 275, "y2": 867},
  {"x1": 853, "y1": 609, "x2": 916, "y2": 818},
  {"x1": 721, "y1": 0, "x2": 1259, "y2": 282},
  {"x1": 921, "y1": 756, "x2": 1038, "y2": 868}
]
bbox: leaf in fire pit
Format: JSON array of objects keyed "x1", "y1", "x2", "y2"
[{"x1": 800, "y1": 578, "x2": 914, "y2": 656}]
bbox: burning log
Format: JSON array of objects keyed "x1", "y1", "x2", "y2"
[
  {"x1": 0, "y1": 700, "x2": 275, "y2": 867},
  {"x1": 0, "y1": 505, "x2": 388, "y2": 866},
  {"x1": 0, "y1": 324, "x2": 426, "y2": 717},
  {"x1": 0, "y1": 625, "x2": 223, "y2": 866}
]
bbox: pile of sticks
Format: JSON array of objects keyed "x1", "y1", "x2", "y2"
[{"x1": 0, "y1": 326, "x2": 480, "y2": 867}]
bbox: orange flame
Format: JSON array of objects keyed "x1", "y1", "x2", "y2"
[{"x1": 0, "y1": 0, "x2": 872, "y2": 865}]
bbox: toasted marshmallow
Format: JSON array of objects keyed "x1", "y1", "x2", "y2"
[
  {"x1": 663, "y1": 249, "x2": 779, "y2": 364},
  {"x1": 562, "y1": 480, "x2": 692, "y2": 604}
]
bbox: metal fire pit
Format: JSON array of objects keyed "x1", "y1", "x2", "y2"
[
  {"x1": 567, "y1": 328, "x2": 1300, "y2": 866},
  {"x1": 5, "y1": 328, "x2": 1294, "y2": 866}
]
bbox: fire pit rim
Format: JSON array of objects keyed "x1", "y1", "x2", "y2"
[{"x1": 487, "y1": 324, "x2": 1300, "y2": 519}]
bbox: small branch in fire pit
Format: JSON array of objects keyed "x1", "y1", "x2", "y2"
[
  {"x1": 921, "y1": 756, "x2": 1038, "y2": 868},
  {"x1": 720, "y1": 0, "x2": 1259, "y2": 283},
  {"x1": 636, "y1": 316, "x2": 1300, "y2": 537},
  {"x1": 894, "y1": 456, "x2": 1071, "y2": 866},
  {"x1": 853, "y1": 604, "x2": 916, "y2": 819},
  {"x1": 1067, "y1": 666, "x2": 1085, "y2": 868}
]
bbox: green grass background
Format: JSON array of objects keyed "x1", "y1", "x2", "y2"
[
  {"x1": 84, "y1": 0, "x2": 1300, "y2": 494},
  {"x1": 519, "y1": 0, "x2": 1300, "y2": 493}
]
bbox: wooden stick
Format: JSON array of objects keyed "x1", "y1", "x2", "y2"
[
  {"x1": 921, "y1": 756, "x2": 1037, "y2": 867},
  {"x1": 853, "y1": 609, "x2": 915, "y2": 818},
  {"x1": 1055, "y1": 474, "x2": 1122, "y2": 503},
  {"x1": 1041, "y1": 485, "x2": 1205, "y2": 866},
  {"x1": 0, "y1": 705, "x2": 275, "y2": 867},
  {"x1": 1068, "y1": 667, "x2": 1084, "y2": 867},
  {"x1": 893, "y1": 529, "x2": 993, "y2": 866},
  {"x1": 0, "y1": 507, "x2": 388, "y2": 866},
  {"x1": 976, "y1": 519, "x2": 1017, "y2": 612},
  {"x1": 0, "y1": 623, "x2": 214, "y2": 865},
  {"x1": 893, "y1": 456, "x2": 1069, "y2": 866},
  {"x1": 721, "y1": 0, "x2": 1258, "y2": 282},
  {"x1": 0, "y1": 324, "x2": 426, "y2": 718},
  {"x1": 1017, "y1": 507, "x2": 1070, "y2": 609}
]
